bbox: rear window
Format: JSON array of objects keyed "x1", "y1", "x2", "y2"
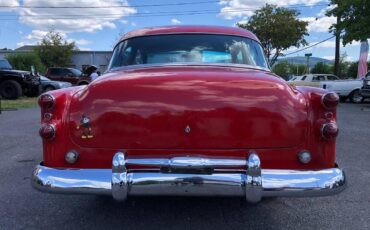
[{"x1": 108, "y1": 34, "x2": 269, "y2": 70}]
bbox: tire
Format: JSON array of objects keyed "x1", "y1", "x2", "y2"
[
  {"x1": 0, "y1": 80, "x2": 22, "y2": 100},
  {"x1": 44, "y1": 86, "x2": 56, "y2": 92},
  {"x1": 78, "y1": 82, "x2": 89, "y2": 85},
  {"x1": 339, "y1": 96, "x2": 347, "y2": 103},
  {"x1": 349, "y1": 89, "x2": 364, "y2": 104}
]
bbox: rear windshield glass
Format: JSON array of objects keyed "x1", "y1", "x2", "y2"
[{"x1": 108, "y1": 34, "x2": 268, "y2": 70}]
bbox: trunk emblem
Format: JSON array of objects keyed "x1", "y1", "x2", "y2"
[
  {"x1": 76, "y1": 115, "x2": 94, "y2": 139},
  {"x1": 185, "y1": 125, "x2": 191, "y2": 134}
]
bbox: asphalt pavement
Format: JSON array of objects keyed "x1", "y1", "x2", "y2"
[{"x1": 0, "y1": 103, "x2": 369, "y2": 230}]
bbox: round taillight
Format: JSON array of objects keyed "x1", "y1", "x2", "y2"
[
  {"x1": 322, "y1": 122, "x2": 338, "y2": 140},
  {"x1": 38, "y1": 94, "x2": 55, "y2": 110},
  {"x1": 322, "y1": 92, "x2": 339, "y2": 109},
  {"x1": 39, "y1": 124, "x2": 56, "y2": 140}
]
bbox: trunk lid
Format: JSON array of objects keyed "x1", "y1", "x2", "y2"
[{"x1": 68, "y1": 66, "x2": 308, "y2": 149}]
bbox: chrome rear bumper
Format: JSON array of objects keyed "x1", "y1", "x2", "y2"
[{"x1": 32, "y1": 152, "x2": 346, "y2": 203}]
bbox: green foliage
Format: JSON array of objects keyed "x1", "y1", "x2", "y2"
[
  {"x1": 327, "y1": 0, "x2": 370, "y2": 45},
  {"x1": 272, "y1": 61, "x2": 307, "y2": 80},
  {"x1": 272, "y1": 61, "x2": 291, "y2": 79},
  {"x1": 237, "y1": 4, "x2": 309, "y2": 66},
  {"x1": 6, "y1": 51, "x2": 46, "y2": 73},
  {"x1": 311, "y1": 62, "x2": 331, "y2": 74},
  {"x1": 35, "y1": 30, "x2": 76, "y2": 68},
  {"x1": 348, "y1": 61, "x2": 370, "y2": 78}
]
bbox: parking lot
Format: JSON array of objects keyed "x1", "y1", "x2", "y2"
[{"x1": 0, "y1": 103, "x2": 369, "y2": 230}]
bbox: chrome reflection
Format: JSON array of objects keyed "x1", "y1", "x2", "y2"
[{"x1": 31, "y1": 153, "x2": 346, "y2": 202}]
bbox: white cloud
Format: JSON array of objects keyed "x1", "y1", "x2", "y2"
[
  {"x1": 78, "y1": 47, "x2": 92, "y2": 51},
  {"x1": 19, "y1": 0, "x2": 136, "y2": 33},
  {"x1": 0, "y1": 0, "x2": 19, "y2": 11},
  {"x1": 171, "y1": 18, "x2": 181, "y2": 25},
  {"x1": 24, "y1": 30, "x2": 51, "y2": 40},
  {"x1": 68, "y1": 38, "x2": 92, "y2": 46},
  {"x1": 19, "y1": 30, "x2": 92, "y2": 49},
  {"x1": 16, "y1": 42, "x2": 25, "y2": 47},
  {"x1": 219, "y1": 0, "x2": 323, "y2": 20},
  {"x1": 301, "y1": 16, "x2": 336, "y2": 33}
]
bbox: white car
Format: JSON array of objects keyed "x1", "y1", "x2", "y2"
[{"x1": 288, "y1": 74, "x2": 363, "y2": 103}]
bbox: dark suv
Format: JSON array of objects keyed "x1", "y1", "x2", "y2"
[
  {"x1": 0, "y1": 58, "x2": 41, "y2": 99},
  {"x1": 360, "y1": 71, "x2": 370, "y2": 99},
  {"x1": 45, "y1": 67, "x2": 91, "y2": 85}
]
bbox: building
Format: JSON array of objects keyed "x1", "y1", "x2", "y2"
[{"x1": 0, "y1": 46, "x2": 113, "y2": 73}]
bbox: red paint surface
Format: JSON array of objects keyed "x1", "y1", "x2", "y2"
[{"x1": 40, "y1": 66, "x2": 336, "y2": 170}]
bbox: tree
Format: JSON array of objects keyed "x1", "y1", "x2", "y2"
[
  {"x1": 272, "y1": 61, "x2": 306, "y2": 80},
  {"x1": 272, "y1": 61, "x2": 291, "y2": 79},
  {"x1": 327, "y1": 1, "x2": 370, "y2": 45},
  {"x1": 35, "y1": 30, "x2": 76, "y2": 67},
  {"x1": 311, "y1": 62, "x2": 331, "y2": 74},
  {"x1": 6, "y1": 52, "x2": 46, "y2": 73},
  {"x1": 237, "y1": 4, "x2": 308, "y2": 66},
  {"x1": 348, "y1": 61, "x2": 370, "y2": 78}
]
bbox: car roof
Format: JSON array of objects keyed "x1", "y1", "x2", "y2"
[{"x1": 119, "y1": 25, "x2": 260, "y2": 43}]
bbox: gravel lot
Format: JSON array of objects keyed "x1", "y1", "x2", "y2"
[{"x1": 0, "y1": 103, "x2": 369, "y2": 230}]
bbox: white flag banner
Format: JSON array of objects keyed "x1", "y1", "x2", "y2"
[{"x1": 358, "y1": 40, "x2": 369, "y2": 78}]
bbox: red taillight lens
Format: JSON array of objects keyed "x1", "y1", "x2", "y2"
[
  {"x1": 322, "y1": 122, "x2": 338, "y2": 140},
  {"x1": 322, "y1": 92, "x2": 339, "y2": 109},
  {"x1": 39, "y1": 124, "x2": 56, "y2": 140},
  {"x1": 38, "y1": 94, "x2": 55, "y2": 110}
]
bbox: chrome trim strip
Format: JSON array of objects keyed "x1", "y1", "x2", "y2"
[
  {"x1": 126, "y1": 157, "x2": 247, "y2": 169},
  {"x1": 261, "y1": 168, "x2": 346, "y2": 197},
  {"x1": 109, "y1": 62, "x2": 271, "y2": 73},
  {"x1": 31, "y1": 153, "x2": 346, "y2": 202},
  {"x1": 31, "y1": 166, "x2": 111, "y2": 195}
]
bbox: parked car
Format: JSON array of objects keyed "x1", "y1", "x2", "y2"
[
  {"x1": 289, "y1": 74, "x2": 363, "y2": 103},
  {"x1": 0, "y1": 58, "x2": 41, "y2": 99},
  {"x1": 40, "y1": 76, "x2": 72, "y2": 92},
  {"x1": 32, "y1": 25, "x2": 346, "y2": 203},
  {"x1": 45, "y1": 67, "x2": 91, "y2": 85},
  {"x1": 360, "y1": 71, "x2": 370, "y2": 99}
]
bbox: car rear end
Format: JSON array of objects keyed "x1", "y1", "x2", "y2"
[
  {"x1": 30, "y1": 26, "x2": 346, "y2": 203},
  {"x1": 32, "y1": 70, "x2": 346, "y2": 203}
]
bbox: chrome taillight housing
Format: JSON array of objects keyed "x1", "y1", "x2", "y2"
[
  {"x1": 38, "y1": 94, "x2": 55, "y2": 110},
  {"x1": 39, "y1": 124, "x2": 56, "y2": 140},
  {"x1": 322, "y1": 92, "x2": 339, "y2": 109},
  {"x1": 322, "y1": 122, "x2": 338, "y2": 140}
]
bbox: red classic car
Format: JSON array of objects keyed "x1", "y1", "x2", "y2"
[{"x1": 32, "y1": 25, "x2": 346, "y2": 203}]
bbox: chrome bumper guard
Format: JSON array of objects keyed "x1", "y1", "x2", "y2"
[{"x1": 32, "y1": 152, "x2": 346, "y2": 203}]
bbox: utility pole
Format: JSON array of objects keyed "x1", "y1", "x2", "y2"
[
  {"x1": 334, "y1": 14, "x2": 341, "y2": 77},
  {"x1": 305, "y1": 53, "x2": 312, "y2": 74}
]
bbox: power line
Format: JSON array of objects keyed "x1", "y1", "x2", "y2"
[
  {"x1": 283, "y1": 36, "x2": 335, "y2": 56},
  {"x1": 0, "y1": 3, "x2": 330, "y2": 20},
  {"x1": 0, "y1": 1, "x2": 330, "y2": 9},
  {"x1": 0, "y1": 1, "x2": 225, "y2": 9}
]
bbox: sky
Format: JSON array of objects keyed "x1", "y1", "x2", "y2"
[{"x1": 0, "y1": 0, "x2": 368, "y2": 62}]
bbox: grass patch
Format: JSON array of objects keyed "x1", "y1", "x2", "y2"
[{"x1": 1, "y1": 97, "x2": 38, "y2": 110}]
